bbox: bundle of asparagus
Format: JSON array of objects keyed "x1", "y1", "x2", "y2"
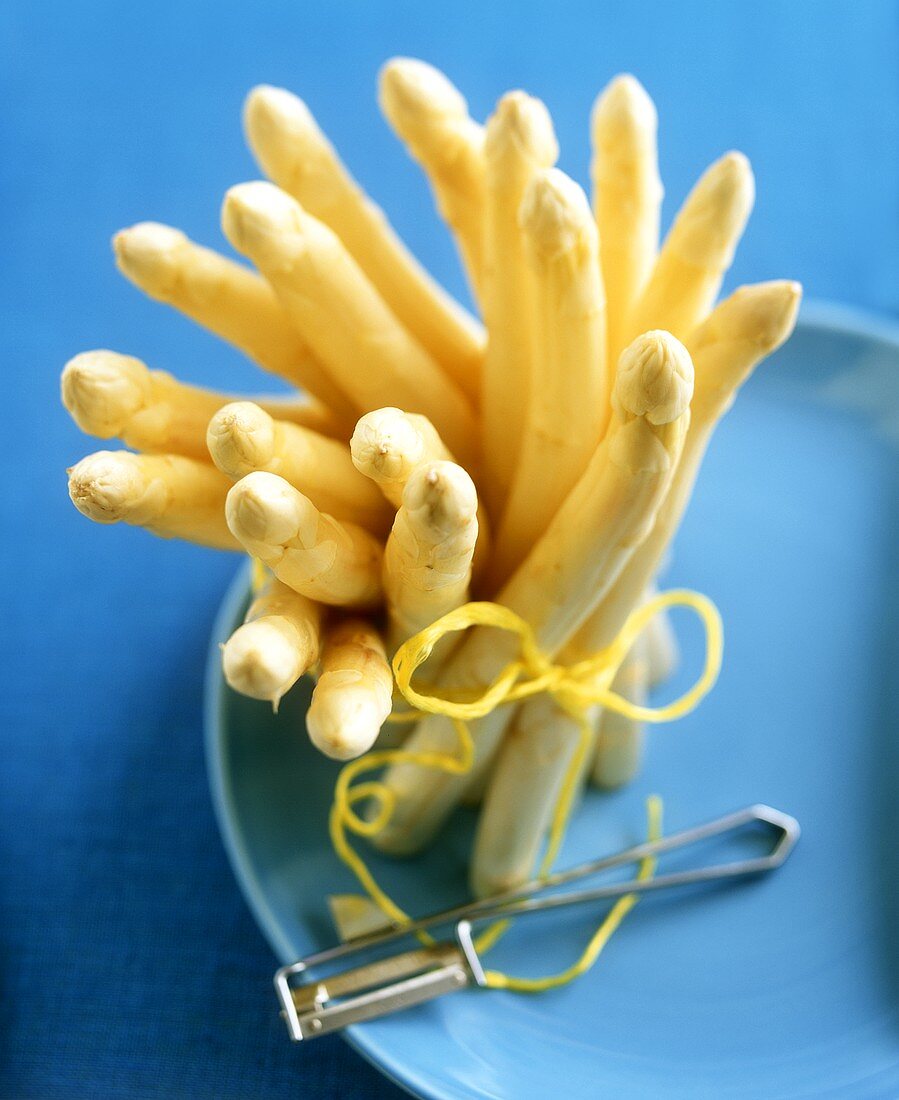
[{"x1": 64, "y1": 60, "x2": 800, "y2": 906}]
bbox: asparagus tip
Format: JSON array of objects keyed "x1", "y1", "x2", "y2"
[
  {"x1": 615, "y1": 331, "x2": 694, "y2": 425},
  {"x1": 403, "y1": 459, "x2": 477, "y2": 535},
  {"x1": 591, "y1": 73, "x2": 657, "y2": 135},
  {"x1": 207, "y1": 401, "x2": 276, "y2": 477},
  {"x1": 226, "y1": 471, "x2": 305, "y2": 546},
  {"x1": 486, "y1": 90, "x2": 558, "y2": 168},
  {"x1": 112, "y1": 222, "x2": 188, "y2": 295},
  {"x1": 520, "y1": 167, "x2": 593, "y2": 256},
  {"x1": 350, "y1": 407, "x2": 424, "y2": 481},
  {"x1": 379, "y1": 57, "x2": 468, "y2": 126},
  {"x1": 222, "y1": 619, "x2": 297, "y2": 703},
  {"x1": 67, "y1": 450, "x2": 152, "y2": 524},
  {"x1": 221, "y1": 181, "x2": 301, "y2": 254},
  {"x1": 61, "y1": 350, "x2": 150, "y2": 438}
]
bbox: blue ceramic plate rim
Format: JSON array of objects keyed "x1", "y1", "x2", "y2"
[{"x1": 203, "y1": 299, "x2": 899, "y2": 1100}]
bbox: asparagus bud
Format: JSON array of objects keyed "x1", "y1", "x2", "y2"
[
  {"x1": 225, "y1": 472, "x2": 383, "y2": 608},
  {"x1": 307, "y1": 619, "x2": 393, "y2": 760},
  {"x1": 350, "y1": 406, "x2": 450, "y2": 507},
  {"x1": 222, "y1": 579, "x2": 322, "y2": 706},
  {"x1": 62, "y1": 351, "x2": 151, "y2": 439},
  {"x1": 384, "y1": 460, "x2": 479, "y2": 648},
  {"x1": 350, "y1": 406, "x2": 490, "y2": 580},
  {"x1": 68, "y1": 450, "x2": 237, "y2": 550},
  {"x1": 613, "y1": 329, "x2": 693, "y2": 425}
]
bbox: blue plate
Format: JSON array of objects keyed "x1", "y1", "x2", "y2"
[{"x1": 205, "y1": 304, "x2": 899, "y2": 1099}]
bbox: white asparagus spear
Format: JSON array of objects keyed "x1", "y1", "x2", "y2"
[
  {"x1": 488, "y1": 168, "x2": 608, "y2": 587},
  {"x1": 623, "y1": 152, "x2": 755, "y2": 347},
  {"x1": 61, "y1": 350, "x2": 343, "y2": 463},
  {"x1": 470, "y1": 334, "x2": 695, "y2": 893},
  {"x1": 590, "y1": 74, "x2": 663, "y2": 367},
  {"x1": 349, "y1": 406, "x2": 454, "y2": 506},
  {"x1": 222, "y1": 578, "x2": 323, "y2": 706},
  {"x1": 378, "y1": 58, "x2": 487, "y2": 303},
  {"x1": 221, "y1": 182, "x2": 478, "y2": 468},
  {"x1": 112, "y1": 222, "x2": 355, "y2": 423},
  {"x1": 644, "y1": 583, "x2": 680, "y2": 687},
  {"x1": 372, "y1": 331, "x2": 693, "y2": 856},
  {"x1": 574, "y1": 280, "x2": 802, "y2": 663},
  {"x1": 383, "y1": 460, "x2": 478, "y2": 650},
  {"x1": 591, "y1": 632, "x2": 650, "y2": 788},
  {"x1": 206, "y1": 401, "x2": 391, "y2": 535},
  {"x1": 480, "y1": 92, "x2": 558, "y2": 514},
  {"x1": 589, "y1": 76, "x2": 675, "y2": 663},
  {"x1": 307, "y1": 619, "x2": 393, "y2": 760},
  {"x1": 471, "y1": 282, "x2": 801, "y2": 892},
  {"x1": 244, "y1": 85, "x2": 483, "y2": 404},
  {"x1": 68, "y1": 450, "x2": 238, "y2": 550},
  {"x1": 350, "y1": 406, "x2": 491, "y2": 579},
  {"x1": 225, "y1": 471, "x2": 383, "y2": 608}
]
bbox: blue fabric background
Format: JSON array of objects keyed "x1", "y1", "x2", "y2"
[{"x1": 2, "y1": 1, "x2": 897, "y2": 1095}]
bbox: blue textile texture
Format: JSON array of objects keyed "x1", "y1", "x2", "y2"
[{"x1": 2, "y1": 0, "x2": 897, "y2": 1095}]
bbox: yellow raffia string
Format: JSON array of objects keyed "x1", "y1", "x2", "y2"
[
  {"x1": 483, "y1": 795, "x2": 663, "y2": 991},
  {"x1": 328, "y1": 588, "x2": 722, "y2": 986}
]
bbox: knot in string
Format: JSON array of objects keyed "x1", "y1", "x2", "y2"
[{"x1": 391, "y1": 589, "x2": 722, "y2": 725}]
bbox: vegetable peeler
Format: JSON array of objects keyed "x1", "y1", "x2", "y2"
[{"x1": 274, "y1": 804, "x2": 799, "y2": 1041}]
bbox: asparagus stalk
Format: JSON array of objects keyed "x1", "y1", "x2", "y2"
[
  {"x1": 221, "y1": 182, "x2": 478, "y2": 468},
  {"x1": 378, "y1": 58, "x2": 487, "y2": 305},
  {"x1": 575, "y1": 280, "x2": 802, "y2": 658},
  {"x1": 244, "y1": 84, "x2": 483, "y2": 404},
  {"x1": 624, "y1": 152, "x2": 755, "y2": 347},
  {"x1": 383, "y1": 460, "x2": 478, "y2": 651},
  {"x1": 61, "y1": 350, "x2": 342, "y2": 463},
  {"x1": 225, "y1": 471, "x2": 383, "y2": 608},
  {"x1": 113, "y1": 223, "x2": 355, "y2": 423},
  {"x1": 470, "y1": 334, "x2": 694, "y2": 893},
  {"x1": 372, "y1": 330, "x2": 693, "y2": 856},
  {"x1": 489, "y1": 167, "x2": 608, "y2": 586},
  {"x1": 480, "y1": 92, "x2": 558, "y2": 513},
  {"x1": 206, "y1": 401, "x2": 391, "y2": 534},
  {"x1": 68, "y1": 450, "x2": 237, "y2": 550},
  {"x1": 590, "y1": 74, "x2": 663, "y2": 368},
  {"x1": 307, "y1": 619, "x2": 393, "y2": 760},
  {"x1": 222, "y1": 577, "x2": 323, "y2": 706},
  {"x1": 644, "y1": 583, "x2": 680, "y2": 687},
  {"x1": 591, "y1": 632, "x2": 650, "y2": 788}
]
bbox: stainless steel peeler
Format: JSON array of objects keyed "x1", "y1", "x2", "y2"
[{"x1": 274, "y1": 803, "x2": 800, "y2": 1041}]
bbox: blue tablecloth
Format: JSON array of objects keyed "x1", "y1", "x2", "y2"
[{"x1": 3, "y1": 1, "x2": 897, "y2": 1095}]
